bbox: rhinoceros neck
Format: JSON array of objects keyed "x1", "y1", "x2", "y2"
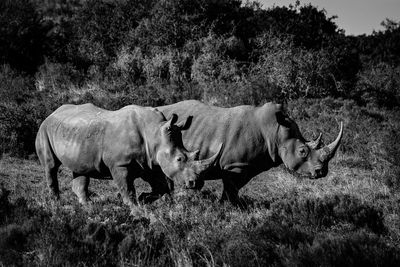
[
  {"x1": 133, "y1": 112, "x2": 162, "y2": 170},
  {"x1": 252, "y1": 104, "x2": 281, "y2": 162},
  {"x1": 159, "y1": 101, "x2": 279, "y2": 165},
  {"x1": 101, "y1": 105, "x2": 163, "y2": 170}
]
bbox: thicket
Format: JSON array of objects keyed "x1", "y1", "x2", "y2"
[
  {"x1": 0, "y1": 0, "x2": 399, "y2": 173},
  {"x1": 1, "y1": 184, "x2": 399, "y2": 266}
]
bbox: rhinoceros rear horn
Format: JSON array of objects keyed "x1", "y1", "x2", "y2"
[
  {"x1": 307, "y1": 132, "x2": 323, "y2": 149},
  {"x1": 319, "y1": 122, "x2": 344, "y2": 162},
  {"x1": 193, "y1": 143, "x2": 224, "y2": 174}
]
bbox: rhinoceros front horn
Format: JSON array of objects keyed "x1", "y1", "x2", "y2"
[
  {"x1": 319, "y1": 122, "x2": 344, "y2": 162},
  {"x1": 192, "y1": 143, "x2": 224, "y2": 174}
]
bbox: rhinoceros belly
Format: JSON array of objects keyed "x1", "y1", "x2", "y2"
[{"x1": 51, "y1": 119, "x2": 106, "y2": 176}]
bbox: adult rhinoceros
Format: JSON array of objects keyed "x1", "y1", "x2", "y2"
[
  {"x1": 158, "y1": 100, "x2": 343, "y2": 204},
  {"x1": 35, "y1": 103, "x2": 221, "y2": 207}
]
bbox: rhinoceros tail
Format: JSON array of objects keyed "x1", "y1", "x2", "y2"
[{"x1": 35, "y1": 126, "x2": 61, "y2": 198}]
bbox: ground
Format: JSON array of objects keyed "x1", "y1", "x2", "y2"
[{"x1": 1, "y1": 154, "x2": 399, "y2": 266}]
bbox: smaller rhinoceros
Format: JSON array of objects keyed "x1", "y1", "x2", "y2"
[{"x1": 35, "y1": 103, "x2": 222, "y2": 207}]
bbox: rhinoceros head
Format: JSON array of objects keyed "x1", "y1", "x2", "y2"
[
  {"x1": 276, "y1": 110, "x2": 343, "y2": 179},
  {"x1": 156, "y1": 113, "x2": 222, "y2": 189}
]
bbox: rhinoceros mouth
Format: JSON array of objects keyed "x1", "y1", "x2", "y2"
[
  {"x1": 283, "y1": 167, "x2": 316, "y2": 180},
  {"x1": 184, "y1": 183, "x2": 200, "y2": 190}
]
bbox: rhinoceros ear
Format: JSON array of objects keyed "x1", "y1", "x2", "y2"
[
  {"x1": 165, "y1": 113, "x2": 179, "y2": 129},
  {"x1": 175, "y1": 116, "x2": 193, "y2": 131},
  {"x1": 276, "y1": 110, "x2": 291, "y2": 128},
  {"x1": 170, "y1": 113, "x2": 179, "y2": 125},
  {"x1": 151, "y1": 108, "x2": 166, "y2": 120},
  {"x1": 274, "y1": 103, "x2": 291, "y2": 126}
]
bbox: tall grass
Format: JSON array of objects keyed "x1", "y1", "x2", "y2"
[{"x1": 1, "y1": 151, "x2": 400, "y2": 266}]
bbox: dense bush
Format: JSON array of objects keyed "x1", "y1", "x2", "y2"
[
  {"x1": 271, "y1": 194, "x2": 385, "y2": 234},
  {"x1": 289, "y1": 230, "x2": 400, "y2": 267},
  {"x1": 0, "y1": 0, "x2": 48, "y2": 73},
  {"x1": 354, "y1": 63, "x2": 400, "y2": 108},
  {"x1": 2, "y1": 185, "x2": 399, "y2": 266},
  {"x1": 0, "y1": 65, "x2": 35, "y2": 104},
  {"x1": 0, "y1": 103, "x2": 38, "y2": 156}
]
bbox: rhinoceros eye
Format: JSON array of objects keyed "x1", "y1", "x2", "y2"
[
  {"x1": 298, "y1": 147, "x2": 309, "y2": 158},
  {"x1": 176, "y1": 155, "x2": 185, "y2": 162}
]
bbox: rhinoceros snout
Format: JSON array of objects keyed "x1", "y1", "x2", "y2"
[
  {"x1": 315, "y1": 169, "x2": 323, "y2": 178},
  {"x1": 184, "y1": 179, "x2": 205, "y2": 189},
  {"x1": 310, "y1": 166, "x2": 328, "y2": 179}
]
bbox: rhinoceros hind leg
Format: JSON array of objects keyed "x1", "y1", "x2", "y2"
[
  {"x1": 72, "y1": 174, "x2": 90, "y2": 204},
  {"x1": 111, "y1": 166, "x2": 137, "y2": 208},
  {"x1": 46, "y1": 165, "x2": 61, "y2": 199},
  {"x1": 36, "y1": 137, "x2": 61, "y2": 199}
]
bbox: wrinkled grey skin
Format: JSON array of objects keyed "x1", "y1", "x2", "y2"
[
  {"x1": 35, "y1": 103, "x2": 221, "y2": 207},
  {"x1": 158, "y1": 100, "x2": 343, "y2": 204}
]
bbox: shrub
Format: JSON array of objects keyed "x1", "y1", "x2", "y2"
[
  {"x1": 251, "y1": 35, "x2": 344, "y2": 99},
  {"x1": 271, "y1": 194, "x2": 385, "y2": 234},
  {"x1": 355, "y1": 63, "x2": 400, "y2": 108},
  {"x1": 375, "y1": 122, "x2": 400, "y2": 191},
  {"x1": 108, "y1": 46, "x2": 146, "y2": 84},
  {"x1": 191, "y1": 35, "x2": 242, "y2": 87},
  {"x1": 35, "y1": 61, "x2": 83, "y2": 92},
  {"x1": 0, "y1": 186, "x2": 11, "y2": 224},
  {"x1": 0, "y1": 224, "x2": 27, "y2": 266},
  {"x1": 0, "y1": 64, "x2": 34, "y2": 104},
  {"x1": 0, "y1": 102, "x2": 38, "y2": 156},
  {"x1": 290, "y1": 230, "x2": 400, "y2": 267},
  {"x1": 118, "y1": 230, "x2": 173, "y2": 266}
]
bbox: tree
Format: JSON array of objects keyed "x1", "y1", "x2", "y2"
[
  {"x1": 0, "y1": 0, "x2": 48, "y2": 73},
  {"x1": 256, "y1": 3, "x2": 340, "y2": 50}
]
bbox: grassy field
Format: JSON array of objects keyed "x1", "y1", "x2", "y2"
[
  {"x1": 1, "y1": 151, "x2": 400, "y2": 266},
  {"x1": 1, "y1": 1, "x2": 399, "y2": 265}
]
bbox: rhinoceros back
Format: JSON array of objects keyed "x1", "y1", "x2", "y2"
[
  {"x1": 37, "y1": 104, "x2": 110, "y2": 174},
  {"x1": 36, "y1": 103, "x2": 160, "y2": 176},
  {"x1": 158, "y1": 100, "x2": 277, "y2": 172}
]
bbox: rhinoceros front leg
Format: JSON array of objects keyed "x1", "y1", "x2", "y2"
[
  {"x1": 111, "y1": 166, "x2": 137, "y2": 208},
  {"x1": 139, "y1": 169, "x2": 174, "y2": 204},
  {"x1": 221, "y1": 172, "x2": 251, "y2": 207},
  {"x1": 72, "y1": 173, "x2": 90, "y2": 204}
]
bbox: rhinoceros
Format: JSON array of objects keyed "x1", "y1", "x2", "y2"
[
  {"x1": 35, "y1": 103, "x2": 221, "y2": 207},
  {"x1": 158, "y1": 100, "x2": 343, "y2": 204}
]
